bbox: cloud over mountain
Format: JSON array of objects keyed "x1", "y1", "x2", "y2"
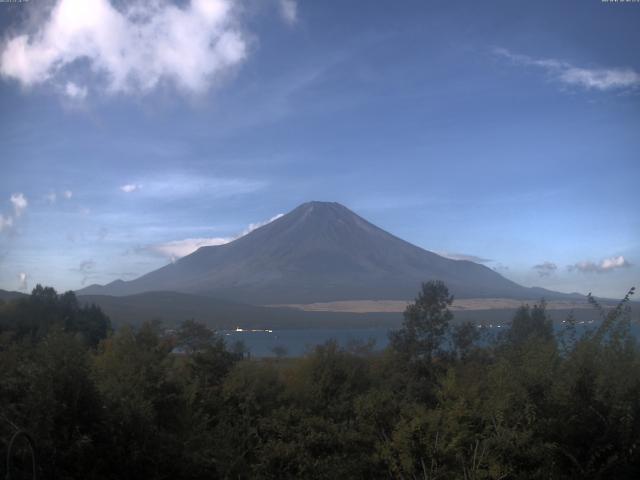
[
  {"x1": 439, "y1": 252, "x2": 492, "y2": 264},
  {"x1": 148, "y1": 213, "x2": 284, "y2": 261},
  {"x1": 150, "y1": 237, "x2": 231, "y2": 262}
]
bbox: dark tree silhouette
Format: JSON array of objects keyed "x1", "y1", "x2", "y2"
[{"x1": 390, "y1": 280, "x2": 454, "y2": 363}]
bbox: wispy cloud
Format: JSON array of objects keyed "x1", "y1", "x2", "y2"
[
  {"x1": 533, "y1": 261, "x2": 557, "y2": 277},
  {"x1": 568, "y1": 255, "x2": 632, "y2": 274},
  {"x1": 72, "y1": 259, "x2": 97, "y2": 285},
  {"x1": 128, "y1": 173, "x2": 265, "y2": 199},
  {"x1": 45, "y1": 190, "x2": 73, "y2": 203},
  {"x1": 149, "y1": 237, "x2": 231, "y2": 261},
  {"x1": 493, "y1": 47, "x2": 640, "y2": 92},
  {"x1": 10, "y1": 193, "x2": 28, "y2": 217},
  {"x1": 148, "y1": 212, "x2": 284, "y2": 261},
  {"x1": 0, "y1": 0, "x2": 248, "y2": 97},
  {"x1": 241, "y1": 213, "x2": 284, "y2": 235},
  {"x1": 120, "y1": 183, "x2": 142, "y2": 193},
  {"x1": 439, "y1": 252, "x2": 492, "y2": 264},
  {"x1": 18, "y1": 272, "x2": 28, "y2": 291},
  {"x1": 558, "y1": 68, "x2": 640, "y2": 91},
  {"x1": 0, "y1": 215, "x2": 13, "y2": 232},
  {"x1": 1, "y1": 193, "x2": 28, "y2": 234},
  {"x1": 279, "y1": 0, "x2": 298, "y2": 25},
  {"x1": 64, "y1": 81, "x2": 88, "y2": 100}
]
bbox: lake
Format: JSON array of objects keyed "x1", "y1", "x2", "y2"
[
  {"x1": 221, "y1": 327, "x2": 391, "y2": 357},
  {"x1": 220, "y1": 322, "x2": 640, "y2": 357}
]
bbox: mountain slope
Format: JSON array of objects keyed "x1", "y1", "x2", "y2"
[
  {"x1": 79, "y1": 201, "x2": 574, "y2": 303},
  {"x1": 0, "y1": 289, "x2": 28, "y2": 302}
]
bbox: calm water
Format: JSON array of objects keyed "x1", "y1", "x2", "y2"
[
  {"x1": 221, "y1": 323, "x2": 640, "y2": 358},
  {"x1": 221, "y1": 327, "x2": 390, "y2": 357}
]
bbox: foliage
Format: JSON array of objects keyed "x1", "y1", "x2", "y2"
[
  {"x1": 390, "y1": 280, "x2": 454, "y2": 365},
  {"x1": 0, "y1": 285, "x2": 111, "y2": 346},
  {"x1": 503, "y1": 300, "x2": 553, "y2": 347},
  {"x1": 0, "y1": 284, "x2": 639, "y2": 479}
]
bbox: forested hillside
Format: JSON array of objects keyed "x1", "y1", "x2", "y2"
[{"x1": 1, "y1": 283, "x2": 638, "y2": 479}]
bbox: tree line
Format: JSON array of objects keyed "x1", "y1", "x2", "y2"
[{"x1": 0, "y1": 281, "x2": 638, "y2": 479}]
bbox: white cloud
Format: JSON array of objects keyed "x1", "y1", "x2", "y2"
[
  {"x1": 242, "y1": 213, "x2": 284, "y2": 235},
  {"x1": 0, "y1": 214, "x2": 13, "y2": 232},
  {"x1": 0, "y1": 0, "x2": 248, "y2": 96},
  {"x1": 438, "y1": 252, "x2": 492, "y2": 263},
  {"x1": 149, "y1": 212, "x2": 284, "y2": 261},
  {"x1": 45, "y1": 192, "x2": 57, "y2": 203},
  {"x1": 134, "y1": 173, "x2": 265, "y2": 199},
  {"x1": 600, "y1": 256, "x2": 630, "y2": 270},
  {"x1": 64, "y1": 81, "x2": 87, "y2": 100},
  {"x1": 63, "y1": 190, "x2": 73, "y2": 199},
  {"x1": 120, "y1": 183, "x2": 142, "y2": 193},
  {"x1": 559, "y1": 67, "x2": 640, "y2": 91},
  {"x1": 568, "y1": 255, "x2": 632, "y2": 274},
  {"x1": 10, "y1": 193, "x2": 28, "y2": 217},
  {"x1": 279, "y1": 0, "x2": 297, "y2": 25},
  {"x1": 150, "y1": 236, "x2": 231, "y2": 261},
  {"x1": 533, "y1": 261, "x2": 557, "y2": 277},
  {"x1": 494, "y1": 47, "x2": 640, "y2": 92},
  {"x1": 0, "y1": 194, "x2": 26, "y2": 234},
  {"x1": 18, "y1": 272, "x2": 28, "y2": 291}
]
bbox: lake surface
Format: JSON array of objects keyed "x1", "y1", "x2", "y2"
[
  {"x1": 220, "y1": 322, "x2": 640, "y2": 357},
  {"x1": 221, "y1": 327, "x2": 390, "y2": 357}
]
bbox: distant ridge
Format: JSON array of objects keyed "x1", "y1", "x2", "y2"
[
  {"x1": 76, "y1": 291, "x2": 401, "y2": 329},
  {"x1": 78, "y1": 201, "x2": 580, "y2": 304},
  {"x1": 0, "y1": 289, "x2": 28, "y2": 302}
]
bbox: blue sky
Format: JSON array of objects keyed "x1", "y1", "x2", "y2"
[{"x1": 0, "y1": 0, "x2": 638, "y2": 298}]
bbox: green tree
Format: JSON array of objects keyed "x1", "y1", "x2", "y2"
[
  {"x1": 0, "y1": 285, "x2": 110, "y2": 346},
  {"x1": 505, "y1": 300, "x2": 553, "y2": 346},
  {"x1": 451, "y1": 320, "x2": 482, "y2": 361},
  {"x1": 93, "y1": 323, "x2": 185, "y2": 478},
  {"x1": 175, "y1": 318, "x2": 214, "y2": 353},
  {"x1": 390, "y1": 280, "x2": 454, "y2": 364},
  {"x1": 0, "y1": 330, "x2": 104, "y2": 479}
]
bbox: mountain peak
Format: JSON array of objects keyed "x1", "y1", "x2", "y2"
[
  {"x1": 262, "y1": 200, "x2": 378, "y2": 241},
  {"x1": 299, "y1": 200, "x2": 344, "y2": 208},
  {"x1": 292, "y1": 201, "x2": 351, "y2": 218},
  {"x1": 77, "y1": 201, "x2": 575, "y2": 303}
]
